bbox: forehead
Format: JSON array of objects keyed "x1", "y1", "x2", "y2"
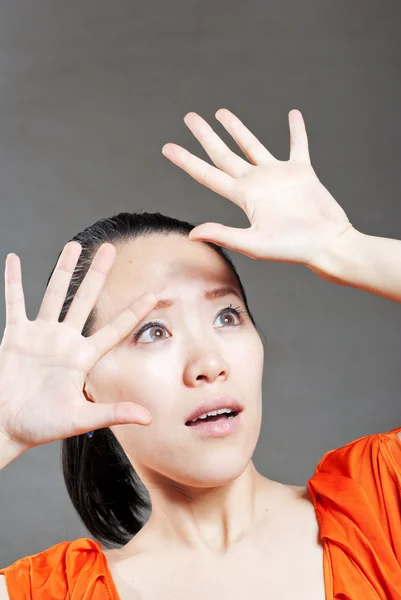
[{"x1": 96, "y1": 234, "x2": 240, "y2": 325}]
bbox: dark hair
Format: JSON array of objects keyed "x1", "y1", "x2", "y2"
[{"x1": 47, "y1": 211, "x2": 264, "y2": 548}]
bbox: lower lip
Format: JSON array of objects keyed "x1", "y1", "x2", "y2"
[{"x1": 186, "y1": 412, "x2": 242, "y2": 437}]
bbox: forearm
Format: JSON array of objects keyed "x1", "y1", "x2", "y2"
[
  {"x1": 309, "y1": 228, "x2": 401, "y2": 303},
  {"x1": 0, "y1": 431, "x2": 28, "y2": 470}
]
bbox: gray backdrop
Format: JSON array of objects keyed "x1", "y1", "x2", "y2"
[{"x1": 0, "y1": 0, "x2": 400, "y2": 565}]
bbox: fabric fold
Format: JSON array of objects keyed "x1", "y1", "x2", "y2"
[{"x1": 308, "y1": 425, "x2": 401, "y2": 599}]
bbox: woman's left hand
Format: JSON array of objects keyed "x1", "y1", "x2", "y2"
[{"x1": 161, "y1": 108, "x2": 355, "y2": 268}]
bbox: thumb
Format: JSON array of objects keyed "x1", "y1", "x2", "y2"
[
  {"x1": 79, "y1": 402, "x2": 152, "y2": 433},
  {"x1": 189, "y1": 223, "x2": 255, "y2": 256}
]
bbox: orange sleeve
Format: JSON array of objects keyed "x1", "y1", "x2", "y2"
[
  {"x1": 308, "y1": 425, "x2": 401, "y2": 600},
  {"x1": 0, "y1": 537, "x2": 115, "y2": 599}
]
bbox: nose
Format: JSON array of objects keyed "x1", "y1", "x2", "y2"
[{"x1": 183, "y1": 352, "x2": 230, "y2": 387}]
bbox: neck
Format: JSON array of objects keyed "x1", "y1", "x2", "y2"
[{"x1": 132, "y1": 461, "x2": 276, "y2": 556}]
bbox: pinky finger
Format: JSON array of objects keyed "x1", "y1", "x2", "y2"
[{"x1": 4, "y1": 254, "x2": 28, "y2": 326}]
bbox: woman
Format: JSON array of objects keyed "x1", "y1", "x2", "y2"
[{"x1": 0, "y1": 109, "x2": 400, "y2": 599}]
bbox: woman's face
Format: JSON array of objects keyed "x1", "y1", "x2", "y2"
[{"x1": 85, "y1": 233, "x2": 264, "y2": 489}]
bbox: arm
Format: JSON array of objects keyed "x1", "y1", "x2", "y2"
[
  {"x1": 310, "y1": 228, "x2": 401, "y2": 443},
  {"x1": 0, "y1": 432, "x2": 28, "y2": 470},
  {"x1": 0, "y1": 430, "x2": 27, "y2": 597},
  {"x1": 0, "y1": 577, "x2": 10, "y2": 600},
  {"x1": 309, "y1": 227, "x2": 401, "y2": 304}
]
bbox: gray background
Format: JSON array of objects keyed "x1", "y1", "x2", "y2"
[{"x1": 0, "y1": 0, "x2": 400, "y2": 565}]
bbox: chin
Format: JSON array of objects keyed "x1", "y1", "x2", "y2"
[{"x1": 175, "y1": 449, "x2": 255, "y2": 488}]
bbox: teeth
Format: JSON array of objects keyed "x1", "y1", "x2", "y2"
[{"x1": 191, "y1": 408, "x2": 234, "y2": 423}]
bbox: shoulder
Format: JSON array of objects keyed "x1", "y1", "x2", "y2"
[
  {"x1": 0, "y1": 538, "x2": 104, "y2": 599},
  {"x1": 307, "y1": 427, "x2": 401, "y2": 594},
  {"x1": 307, "y1": 425, "x2": 401, "y2": 534},
  {"x1": 0, "y1": 537, "x2": 102, "y2": 571},
  {"x1": 317, "y1": 425, "x2": 401, "y2": 479}
]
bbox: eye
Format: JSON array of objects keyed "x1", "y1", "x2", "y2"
[
  {"x1": 132, "y1": 304, "x2": 247, "y2": 344},
  {"x1": 215, "y1": 304, "x2": 247, "y2": 328}
]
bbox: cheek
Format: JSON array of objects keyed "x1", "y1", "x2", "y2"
[
  {"x1": 93, "y1": 349, "x2": 176, "y2": 405},
  {"x1": 130, "y1": 354, "x2": 179, "y2": 407},
  {"x1": 232, "y1": 334, "x2": 264, "y2": 375}
]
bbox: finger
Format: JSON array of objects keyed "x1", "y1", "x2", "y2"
[
  {"x1": 36, "y1": 241, "x2": 83, "y2": 322},
  {"x1": 4, "y1": 254, "x2": 27, "y2": 326},
  {"x1": 87, "y1": 291, "x2": 159, "y2": 364},
  {"x1": 79, "y1": 401, "x2": 152, "y2": 432},
  {"x1": 161, "y1": 143, "x2": 241, "y2": 207},
  {"x1": 63, "y1": 243, "x2": 117, "y2": 331},
  {"x1": 215, "y1": 109, "x2": 276, "y2": 165},
  {"x1": 288, "y1": 109, "x2": 311, "y2": 163},
  {"x1": 189, "y1": 223, "x2": 256, "y2": 257},
  {"x1": 183, "y1": 112, "x2": 251, "y2": 178}
]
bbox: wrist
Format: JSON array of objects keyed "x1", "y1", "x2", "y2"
[
  {"x1": 0, "y1": 430, "x2": 30, "y2": 470},
  {"x1": 307, "y1": 226, "x2": 365, "y2": 285}
]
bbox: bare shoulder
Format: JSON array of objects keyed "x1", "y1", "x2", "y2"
[
  {"x1": 397, "y1": 431, "x2": 401, "y2": 443},
  {"x1": 254, "y1": 480, "x2": 319, "y2": 540},
  {"x1": 287, "y1": 484, "x2": 317, "y2": 510},
  {"x1": 286, "y1": 483, "x2": 308, "y2": 495},
  {"x1": 268, "y1": 482, "x2": 320, "y2": 535},
  {"x1": 0, "y1": 575, "x2": 10, "y2": 600},
  {"x1": 266, "y1": 482, "x2": 323, "y2": 560},
  {"x1": 279, "y1": 483, "x2": 311, "y2": 506}
]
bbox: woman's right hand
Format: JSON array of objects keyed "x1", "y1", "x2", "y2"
[{"x1": 0, "y1": 241, "x2": 158, "y2": 453}]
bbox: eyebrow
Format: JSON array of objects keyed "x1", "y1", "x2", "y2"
[{"x1": 153, "y1": 286, "x2": 242, "y2": 311}]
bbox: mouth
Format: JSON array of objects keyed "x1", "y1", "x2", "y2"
[
  {"x1": 185, "y1": 396, "x2": 244, "y2": 424},
  {"x1": 185, "y1": 409, "x2": 243, "y2": 437},
  {"x1": 185, "y1": 410, "x2": 239, "y2": 427}
]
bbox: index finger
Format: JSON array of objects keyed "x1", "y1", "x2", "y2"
[
  {"x1": 87, "y1": 292, "x2": 158, "y2": 364},
  {"x1": 161, "y1": 143, "x2": 239, "y2": 206}
]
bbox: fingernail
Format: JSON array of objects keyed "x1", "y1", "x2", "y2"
[{"x1": 138, "y1": 411, "x2": 152, "y2": 425}]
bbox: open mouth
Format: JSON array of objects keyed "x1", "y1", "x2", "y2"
[{"x1": 185, "y1": 411, "x2": 239, "y2": 427}]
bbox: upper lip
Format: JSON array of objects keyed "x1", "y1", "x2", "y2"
[{"x1": 185, "y1": 396, "x2": 244, "y2": 424}]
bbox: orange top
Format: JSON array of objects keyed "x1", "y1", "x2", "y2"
[{"x1": 1, "y1": 425, "x2": 401, "y2": 599}]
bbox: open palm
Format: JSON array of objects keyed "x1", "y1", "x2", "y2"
[
  {"x1": 162, "y1": 109, "x2": 353, "y2": 266},
  {"x1": 0, "y1": 242, "x2": 157, "y2": 450}
]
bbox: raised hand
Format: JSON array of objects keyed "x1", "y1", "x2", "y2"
[
  {"x1": 162, "y1": 109, "x2": 354, "y2": 269},
  {"x1": 0, "y1": 242, "x2": 157, "y2": 452}
]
